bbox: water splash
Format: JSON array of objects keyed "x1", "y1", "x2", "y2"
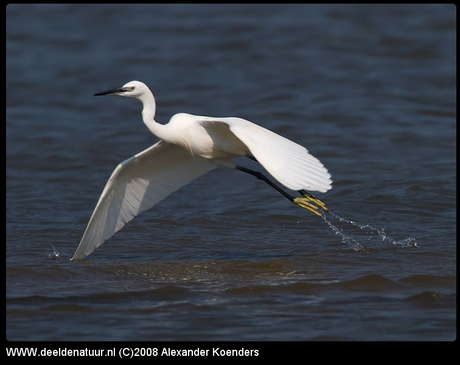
[
  {"x1": 319, "y1": 210, "x2": 418, "y2": 252},
  {"x1": 47, "y1": 245, "x2": 61, "y2": 260}
]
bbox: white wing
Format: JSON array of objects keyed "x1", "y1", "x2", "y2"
[
  {"x1": 71, "y1": 140, "x2": 217, "y2": 260},
  {"x1": 199, "y1": 117, "x2": 332, "y2": 192}
]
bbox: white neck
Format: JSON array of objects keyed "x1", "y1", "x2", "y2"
[{"x1": 138, "y1": 90, "x2": 169, "y2": 141}]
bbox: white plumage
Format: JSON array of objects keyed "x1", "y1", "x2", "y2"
[{"x1": 71, "y1": 81, "x2": 332, "y2": 260}]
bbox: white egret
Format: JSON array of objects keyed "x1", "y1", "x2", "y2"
[{"x1": 71, "y1": 81, "x2": 332, "y2": 260}]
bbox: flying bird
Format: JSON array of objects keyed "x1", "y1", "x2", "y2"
[{"x1": 71, "y1": 81, "x2": 332, "y2": 260}]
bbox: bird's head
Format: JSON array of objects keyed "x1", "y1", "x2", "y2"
[{"x1": 94, "y1": 80, "x2": 150, "y2": 99}]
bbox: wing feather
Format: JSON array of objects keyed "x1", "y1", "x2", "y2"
[
  {"x1": 199, "y1": 117, "x2": 332, "y2": 192},
  {"x1": 71, "y1": 140, "x2": 217, "y2": 260}
]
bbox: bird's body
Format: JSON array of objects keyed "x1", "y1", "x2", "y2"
[
  {"x1": 71, "y1": 81, "x2": 332, "y2": 260},
  {"x1": 161, "y1": 114, "x2": 249, "y2": 161}
]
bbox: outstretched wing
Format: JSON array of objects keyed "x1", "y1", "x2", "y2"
[
  {"x1": 199, "y1": 117, "x2": 332, "y2": 192},
  {"x1": 71, "y1": 141, "x2": 217, "y2": 260}
]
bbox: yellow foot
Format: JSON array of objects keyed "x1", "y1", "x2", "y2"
[
  {"x1": 298, "y1": 191, "x2": 328, "y2": 211},
  {"x1": 292, "y1": 198, "x2": 323, "y2": 216}
]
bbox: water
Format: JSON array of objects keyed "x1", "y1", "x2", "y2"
[
  {"x1": 320, "y1": 210, "x2": 418, "y2": 252},
  {"x1": 7, "y1": 4, "x2": 456, "y2": 342}
]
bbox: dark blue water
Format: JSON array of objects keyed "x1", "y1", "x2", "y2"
[{"x1": 7, "y1": 4, "x2": 455, "y2": 341}]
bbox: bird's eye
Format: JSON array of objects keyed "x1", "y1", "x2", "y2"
[{"x1": 129, "y1": 86, "x2": 135, "y2": 91}]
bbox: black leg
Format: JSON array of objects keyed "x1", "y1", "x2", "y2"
[
  {"x1": 245, "y1": 154, "x2": 258, "y2": 162},
  {"x1": 235, "y1": 165, "x2": 326, "y2": 216},
  {"x1": 235, "y1": 165, "x2": 295, "y2": 202}
]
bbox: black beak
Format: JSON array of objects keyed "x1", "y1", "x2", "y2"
[{"x1": 94, "y1": 87, "x2": 127, "y2": 96}]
